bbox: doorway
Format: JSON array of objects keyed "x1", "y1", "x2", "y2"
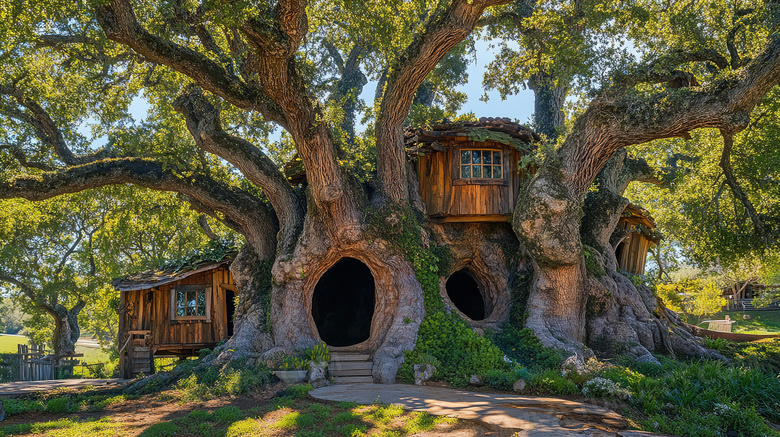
[{"x1": 311, "y1": 257, "x2": 375, "y2": 347}]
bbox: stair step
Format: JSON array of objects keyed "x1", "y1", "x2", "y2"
[
  {"x1": 333, "y1": 376, "x2": 373, "y2": 384},
  {"x1": 329, "y1": 361, "x2": 373, "y2": 371},
  {"x1": 331, "y1": 368, "x2": 373, "y2": 377},
  {"x1": 330, "y1": 353, "x2": 370, "y2": 362}
]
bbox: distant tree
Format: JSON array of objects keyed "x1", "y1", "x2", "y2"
[{"x1": 657, "y1": 278, "x2": 727, "y2": 325}]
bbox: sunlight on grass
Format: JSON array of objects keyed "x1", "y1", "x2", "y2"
[
  {"x1": 0, "y1": 417, "x2": 125, "y2": 437},
  {"x1": 225, "y1": 418, "x2": 261, "y2": 437}
]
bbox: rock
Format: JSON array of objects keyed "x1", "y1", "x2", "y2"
[
  {"x1": 472, "y1": 327, "x2": 484, "y2": 336},
  {"x1": 562, "y1": 355, "x2": 586, "y2": 375},
  {"x1": 469, "y1": 375, "x2": 484, "y2": 386},
  {"x1": 414, "y1": 364, "x2": 436, "y2": 385},
  {"x1": 635, "y1": 353, "x2": 661, "y2": 366},
  {"x1": 743, "y1": 314, "x2": 751, "y2": 320},
  {"x1": 512, "y1": 379, "x2": 526, "y2": 392},
  {"x1": 308, "y1": 360, "x2": 329, "y2": 389}
]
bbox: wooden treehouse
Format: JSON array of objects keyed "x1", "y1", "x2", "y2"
[
  {"x1": 614, "y1": 204, "x2": 660, "y2": 275},
  {"x1": 405, "y1": 118, "x2": 539, "y2": 222},
  {"x1": 113, "y1": 252, "x2": 237, "y2": 378}
]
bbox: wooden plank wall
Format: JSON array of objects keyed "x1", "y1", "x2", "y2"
[
  {"x1": 121, "y1": 267, "x2": 234, "y2": 352},
  {"x1": 616, "y1": 223, "x2": 653, "y2": 275},
  {"x1": 416, "y1": 140, "x2": 526, "y2": 218}
]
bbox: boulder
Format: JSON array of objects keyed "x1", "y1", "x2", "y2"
[{"x1": 414, "y1": 364, "x2": 436, "y2": 385}]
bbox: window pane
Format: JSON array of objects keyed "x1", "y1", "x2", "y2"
[
  {"x1": 177, "y1": 305, "x2": 185, "y2": 317},
  {"x1": 473, "y1": 165, "x2": 481, "y2": 178},
  {"x1": 493, "y1": 165, "x2": 502, "y2": 179},
  {"x1": 197, "y1": 305, "x2": 206, "y2": 316},
  {"x1": 461, "y1": 150, "x2": 470, "y2": 164},
  {"x1": 483, "y1": 165, "x2": 490, "y2": 177},
  {"x1": 196, "y1": 291, "x2": 205, "y2": 307},
  {"x1": 177, "y1": 290, "x2": 185, "y2": 306},
  {"x1": 472, "y1": 150, "x2": 480, "y2": 164},
  {"x1": 461, "y1": 165, "x2": 471, "y2": 178},
  {"x1": 493, "y1": 151, "x2": 501, "y2": 164},
  {"x1": 483, "y1": 150, "x2": 491, "y2": 164}
]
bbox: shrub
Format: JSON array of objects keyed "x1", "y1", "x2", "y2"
[
  {"x1": 306, "y1": 343, "x2": 330, "y2": 364},
  {"x1": 491, "y1": 325, "x2": 562, "y2": 370},
  {"x1": 528, "y1": 369, "x2": 579, "y2": 395},
  {"x1": 581, "y1": 377, "x2": 631, "y2": 400},
  {"x1": 483, "y1": 369, "x2": 517, "y2": 390},
  {"x1": 44, "y1": 397, "x2": 71, "y2": 413},
  {"x1": 397, "y1": 312, "x2": 508, "y2": 386}
]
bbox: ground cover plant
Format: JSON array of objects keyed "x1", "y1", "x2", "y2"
[{"x1": 0, "y1": 381, "x2": 466, "y2": 437}]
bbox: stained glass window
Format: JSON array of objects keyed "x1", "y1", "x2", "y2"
[{"x1": 459, "y1": 150, "x2": 502, "y2": 179}]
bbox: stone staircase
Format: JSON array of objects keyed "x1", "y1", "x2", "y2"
[{"x1": 329, "y1": 352, "x2": 373, "y2": 384}]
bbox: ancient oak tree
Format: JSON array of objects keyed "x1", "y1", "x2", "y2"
[{"x1": 2, "y1": 1, "x2": 780, "y2": 377}]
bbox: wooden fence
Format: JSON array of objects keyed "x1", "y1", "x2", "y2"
[{"x1": 16, "y1": 344, "x2": 80, "y2": 381}]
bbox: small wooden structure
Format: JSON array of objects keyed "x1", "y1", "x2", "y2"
[
  {"x1": 16, "y1": 344, "x2": 80, "y2": 381},
  {"x1": 113, "y1": 253, "x2": 238, "y2": 378},
  {"x1": 405, "y1": 118, "x2": 538, "y2": 222},
  {"x1": 614, "y1": 204, "x2": 660, "y2": 275}
]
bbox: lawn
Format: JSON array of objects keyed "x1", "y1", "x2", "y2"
[
  {"x1": 0, "y1": 334, "x2": 111, "y2": 364},
  {"x1": 0, "y1": 384, "x2": 469, "y2": 437},
  {"x1": 698, "y1": 310, "x2": 780, "y2": 334}
]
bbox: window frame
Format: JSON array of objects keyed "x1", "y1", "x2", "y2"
[
  {"x1": 170, "y1": 285, "x2": 212, "y2": 322},
  {"x1": 452, "y1": 145, "x2": 508, "y2": 186}
]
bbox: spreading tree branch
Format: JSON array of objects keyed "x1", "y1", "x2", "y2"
[
  {"x1": 0, "y1": 158, "x2": 277, "y2": 256},
  {"x1": 560, "y1": 34, "x2": 780, "y2": 195},
  {"x1": 174, "y1": 88, "x2": 303, "y2": 256},
  {"x1": 94, "y1": 0, "x2": 284, "y2": 120}
]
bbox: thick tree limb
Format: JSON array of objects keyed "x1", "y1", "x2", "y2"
[
  {"x1": 0, "y1": 158, "x2": 277, "y2": 254},
  {"x1": 94, "y1": 0, "x2": 284, "y2": 121},
  {"x1": 376, "y1": 0, "x2": 513, "y2": 203},
  {"x1": 0, "y1": 86, "x2": 83, "y2": 165},
  {"x1": 560, "y1": 34, "x2": 780, "y2": 196},
  {"x1": 174, "y1": 88, "x2": 304, "y2": 256}
]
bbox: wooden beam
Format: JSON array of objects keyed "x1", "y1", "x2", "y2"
[{"x1": 219, "y1": 282, "x2": 238, "y2": 292}]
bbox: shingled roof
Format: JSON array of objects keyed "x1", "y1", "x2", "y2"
[
  {"x1": 621, "y1": 203, "x2": 661, "y2": 242},
  {"x1": 404, "y1": 117, "x2": 540, "y2": 152},
  {"x1": 112, "y1": 251, "x2": 237, "y2": 292}
]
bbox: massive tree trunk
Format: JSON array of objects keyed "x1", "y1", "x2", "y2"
[{"x1": 48, "y1": 300, "x2": 87, "y2": 358}]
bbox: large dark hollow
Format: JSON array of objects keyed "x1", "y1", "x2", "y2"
[
  {"x1": 446, "y1": 269, "x2": 486, "y2": 321},
  {"x1": 311, "y1": 257, "x2": 375, "y2": 347}
]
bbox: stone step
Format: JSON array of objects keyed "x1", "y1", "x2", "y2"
[
  {"x1": 329, "y1": 361, "x2": 373, "y2": 371},
  {"x1": 331, "y1": 368, "x2": 373, "y2": 377},
  {"x1": 333, "y1": 376, "x2": 373, "y2": 384},
  {"x1": 330, "y1": 353, "x2": 370, "y2": 362}
]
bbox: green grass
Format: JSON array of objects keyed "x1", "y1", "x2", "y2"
[
  {"x1": 0, "y1": 335, "x2": 27, "y2": 353},
  {"x1": 698, "y1": 310, "x2": 780, "y2": 334},
  {"x1": 0, "y1": 417, "x2": 125, "y2": 436},
  {"x1": 0, "y1": 335, "x2": 110, "y2": 364}
]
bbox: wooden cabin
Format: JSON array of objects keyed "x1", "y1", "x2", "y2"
[
  {"x1": 405, "y1": 118, "x2": 539, "y2": 222},
  {"x1": 406, "y1": 119, "x2": 659, "y2": 275},
  {"x1": 614, "y1": 204, "x2": 660, "y2": 275},
  {"x1": 113, "y1": 253, "x2": 237, "y2": 377}
]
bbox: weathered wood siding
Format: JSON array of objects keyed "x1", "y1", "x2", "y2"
[
  {"x1": 120, "y1": 266, "x2": 234, "y2": 354},
  {"x1": 415, "y1": 140, "x2": 526, "y2": 220},
  {"x1": 615, "y1": 223, "x2": 653, "y2": 275}
]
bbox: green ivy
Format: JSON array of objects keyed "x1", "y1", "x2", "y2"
[{"x1": 365, "y1": 204, "x2": 509, "y2": 386}]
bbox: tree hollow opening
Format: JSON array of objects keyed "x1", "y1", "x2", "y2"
[
  {"x1": 445, "y1": 269, "x2": 487, "y2": 321},
  {"x1": 311, "y1": 257, "x2": 375, "y2": 347}
]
